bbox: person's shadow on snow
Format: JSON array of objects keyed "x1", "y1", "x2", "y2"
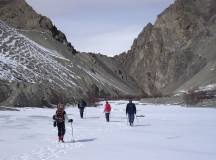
[
  {"x1": 133, "y1": 124, "x2": 151, "y2": 127},
  {"x1": 64, "y1": 138, "x2": 96, "y2": 143},
  {"x1": 84, "y1": 117, "x2": 100, "y2": 119},
  {"x1": 110, "y1": 120, "x2": 122, "y2": 122}
]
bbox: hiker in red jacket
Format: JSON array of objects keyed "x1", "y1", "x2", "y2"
[{"x1": 104, "y1": 101, "x2": 111, "y2": 122}]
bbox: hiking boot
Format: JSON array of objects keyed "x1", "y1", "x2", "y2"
[{"x1": 61, "y1": 136, "x2": 64, "y2": 142}]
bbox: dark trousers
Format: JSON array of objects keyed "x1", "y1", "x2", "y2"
[
  {"x1": 128, "y1": 114, "x2": 135, "y2": 125},
  {"x1": 57, "y1": 122, "x2": 65, "y2": 137},
  {"x1": 80, "y1": 110, "x2": 84, "y2": 118},
  {"x1": 105, "y1": 113, "x2": 110, "y2": 122}
]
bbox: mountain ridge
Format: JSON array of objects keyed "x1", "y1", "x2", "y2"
[
  {"x1": 0, "y1": 0, "x2": 143, "y2": 106},
  {"x1": 1, "y1": 0, "x2": 216, "y2": 106},
  {"x1": 0, "y1": 0, "x2": 76, "y2": 54}
]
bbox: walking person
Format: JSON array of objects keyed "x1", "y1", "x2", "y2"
[
  {"x1": 78, "y1": 99, "x2": 87, "y2": 119},
  {"x1": 126, "y1": 99, "x2": 136, "y2": 126},
  {"x1": 104, "y1": 101, "x2": 111, "y2": 122},
  {"x1": 53, "y1": 103, "x2": 69, "y2": 142}
]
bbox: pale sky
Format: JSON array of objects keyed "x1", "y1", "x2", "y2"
[{"x1": 26, "y1": 0, "x2": 174, "y2": 56}]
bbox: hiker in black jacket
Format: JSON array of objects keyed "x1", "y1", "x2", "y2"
[
  {"x1": 126, "y1": 99, "x2": 136, "y2": 126},
  {"x1": 78, "y1": 99, "x2": 87, "y2": 119}
]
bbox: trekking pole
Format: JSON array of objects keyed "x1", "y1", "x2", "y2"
[
  {"x1": 71, "y1": 122, "x2": 75, "y2": 142},
  {"x1": 109, "y1": 112, "x2": 111, "y2": 121},
  {"x1": 69, "y1": 119, "x2": 74, "y2": 142},
  {"x1": 136, "y1": 115, "x2": 139, "y2": 124}
]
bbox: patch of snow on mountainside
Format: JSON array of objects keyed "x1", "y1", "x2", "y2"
[
  {"x1": 0, "y1": 20, "x2": 79, "y2": 88},
  {"x1": 0, "y1": 21, "x2": 134, "y2": 94},
  {"x1": 198, "y1": 84, "x2": 216, "y2": 91}
]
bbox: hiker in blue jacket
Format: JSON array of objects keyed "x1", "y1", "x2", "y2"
[{"x1": 126, "y1": 99, "x2": 136, "y2": 126}]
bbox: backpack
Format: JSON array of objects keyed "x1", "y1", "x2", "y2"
[
  {"x1": 104, "y1": 103, "x2": 111, "y2": 113},
  {"x1": 56, "y1": 109, "x2": 65, "y2": 122},
  {"x1": 81, "y1": 100, "x2": 87, "y2": 107}
]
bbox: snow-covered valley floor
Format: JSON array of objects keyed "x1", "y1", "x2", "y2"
[{"x1": 1, "y1": 101, "x2": 216, "y2": 160}]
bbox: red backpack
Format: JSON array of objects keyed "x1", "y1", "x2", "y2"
[{"x1": 104, "y1": 103, "x2": 111, "y2": 113}]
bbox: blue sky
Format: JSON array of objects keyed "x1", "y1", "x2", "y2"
[{"x1": 26, "y1": 0, "x2": 174, "y2": 56}]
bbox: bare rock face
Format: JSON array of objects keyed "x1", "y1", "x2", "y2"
[
  {"x1": 0, "y1": 0, "x2": 41, "y2": 29},
  {"x1": 116, "y1": 0, "x2": 216, "y2": 96},
  {"x1": 0, "y1": 80, "x2": 10, "y2": 103},
  {"x1": 0, "y1": 0, "x2": 76, "y2": 54}
]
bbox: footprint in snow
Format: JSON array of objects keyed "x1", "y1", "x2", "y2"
[{"x1": 9, "y1": 140, "x2": 84, "y2": 160}]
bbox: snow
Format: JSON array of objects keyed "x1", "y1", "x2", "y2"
[
  {"x1": 176, "y1": 83, "x2": 216, "y2": 95},
  {"x1": 0, "y1": 20, "x2": 79, "y2": 88},
  {"x1": 0, "y1": 53, "x2": 18, "y2": 81},
  {"x1": 48, "y1": 49, "x2": 70, "y2": 61},
  {"x1": 198, "y1": 84, "x2": 216, "y2": 91},
  {"x1": 0, "y1": 20, "x2": 131, "y2": 92},
  {"x1": 1, "y1": 101, "x2": 216, "y2": 160}
]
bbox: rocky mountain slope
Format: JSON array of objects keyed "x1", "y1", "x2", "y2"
[
  {"x1": 1, "y1": 0, "x2": 216, "y2": 106},
  {"x1": 116, "y1": 0, "x2": 216, "y2": 97},
  {"x1": 0, "y1": 0, "x2": 143, "y2": 107},
  {"x1": 0, "y1": 0, "x2": 76, "y2": 54}
]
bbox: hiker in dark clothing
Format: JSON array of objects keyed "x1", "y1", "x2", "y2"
[
  {"x1": 126, "y1": 99, "x2": 136, "y2": 126},
  {"x1": 78, "y1": 99, "x2": 87, "y2": 119},
  {"x1": 53, "y1": 103, "x2": 68, "y2": 142}
]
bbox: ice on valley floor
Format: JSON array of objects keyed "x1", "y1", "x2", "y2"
[{"x1": 0, "y1": 100, "x2": 216, "y2": 160}]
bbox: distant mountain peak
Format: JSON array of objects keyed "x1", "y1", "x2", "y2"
[{"x1": 0, "y1": 0, "x2": 76, "y2": 54}]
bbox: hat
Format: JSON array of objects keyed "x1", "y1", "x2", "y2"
[{"x1": 58, "y1": 103, "x2": 64, "y2": 109}]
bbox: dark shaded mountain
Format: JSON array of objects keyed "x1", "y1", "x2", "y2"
[{"x1": 115, "y1": 0, "x2": 216, "y2": 97}]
